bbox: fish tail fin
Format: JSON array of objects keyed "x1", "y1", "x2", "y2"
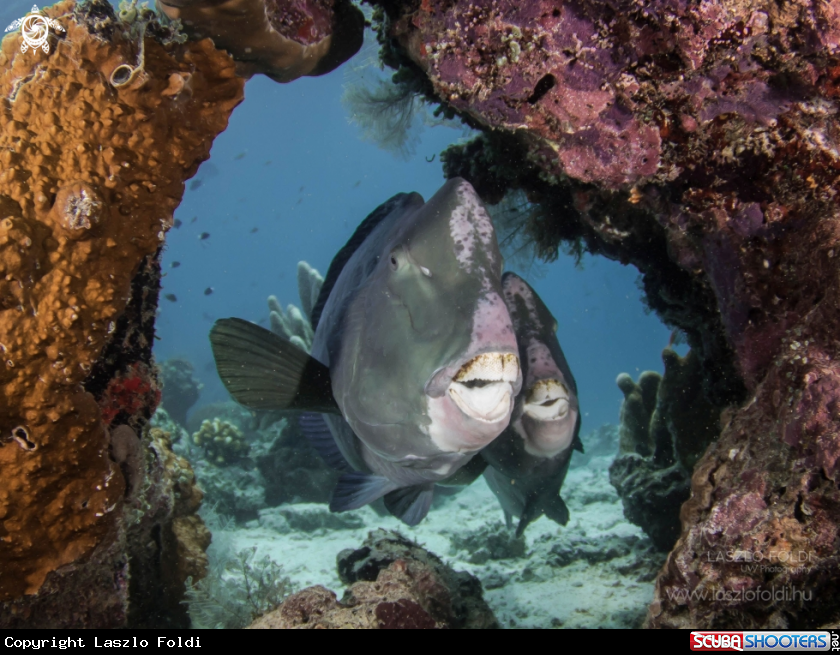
[
  {"x1": 544, "y1": 494, "x2": 570, "y2": 527},
  {"x1": 210, "y1": 318, "x2": 339, "y2": 413},
  {"x1": 330, "y1": 472, "x2": 396, "y2": 512},
  {"x1": 383, "y1": 484, "x2": 435, "y2": 527},
  {"x1": 298, "y1": 413, "x2": 352, "y2": 472}
]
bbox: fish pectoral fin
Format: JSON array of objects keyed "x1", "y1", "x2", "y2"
[
  {"x1": 330, "y1": 472, "x2": 396, "y2": 512},
  {"x1": 383, "y1": 484, "x2": 435, "y2": 527},
  {"x1": 544, "y1": 494, "x2": 570, "y2": 527},
  {"x1": 436, "y1": 455, "x2": 487, "y2": 487},
  {"x1": 210, "y1": 318, "x2": 339, "y2": 414},
  {"x1": 298, "y1": 413, "x2": 352, "y2": 472},
  {"x1": 573, "y1": 431, "x2": 584, "y2": 454},
  {"x1": 515, "y1": 498, "x2": 544, "y2": 538},
  {"x1": 503, "y1": 510, "x2": 513, "y2": 531}
]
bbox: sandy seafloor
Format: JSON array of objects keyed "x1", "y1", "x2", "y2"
[{"x1": 210, "y1": 442, "x2": 666, "y2": 629}]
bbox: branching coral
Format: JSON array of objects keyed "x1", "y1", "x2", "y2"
[
  {"x1": 267, "y1": 261, "x2": 323, "y2": 352},
  {"x1": 610, "y1": 348, "x2": 722, "y2": 551}
]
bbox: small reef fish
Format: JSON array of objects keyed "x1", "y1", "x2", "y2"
[
  {"x1": 173, "y1": 219, "x2": 182, "y2": 229},
  {"x1": 189, "y1": 179, "x2": 203, "y2": 191},
  {"x1": 171, "y1": 261, "x2": 181, "y2": 268},
  {"x1": 198, "y1": 232, "x2": 210, "y2": 240},
  {"x1": 235, "y1": 151, "x2": 247, "y2": 160},
  {"x1": 204, "y1": 287, "x2": 214, "y2": 296},
  {"x1": 250, "y1": 227, "x2": 259, "y2": 234},
  {"x1": 480, "y1": 272, "x2": 582, "y2": 537},
  {"x1": 210, "y1": 178, "x2": 522, "y2": 526},
  {"x1": 190, "y1": 216, "x2": 198, "y2": 224},
  {"x1": 164, "y1": 293, "x2": 177, "y2": 302}
]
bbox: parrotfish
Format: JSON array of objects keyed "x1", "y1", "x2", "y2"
[
  {"x1": 481, "y1": 272, "x2": 582, "y2": 537},
  {"x1": 210, "y1": 178, "x2": 521, "y2": 525}
]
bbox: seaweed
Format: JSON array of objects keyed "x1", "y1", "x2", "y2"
[
  {"x1": 183, "y1": 512, "x2": 292, "y2": 628},
  {"x1": 342, "y1": 77, "x2": 421, "y2": 159}
]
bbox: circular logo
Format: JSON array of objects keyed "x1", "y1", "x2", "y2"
[{"x1": 20, "y1": 13, "x2": 49, "y2": 53}]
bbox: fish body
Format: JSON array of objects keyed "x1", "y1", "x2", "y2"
[
  {"x1": 480, "y1": 272, "x2": 582, "y2": 536},
  {"x1": 211, "y1": 178, "x2": 521, "y2": 525}
]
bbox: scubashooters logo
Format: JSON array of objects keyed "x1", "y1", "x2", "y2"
[{"x1": 4, "y1": 5, "x2": 65, "y2": 54}]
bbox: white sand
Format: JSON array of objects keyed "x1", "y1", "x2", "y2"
[{"x1": 220, "y1": 453, "x2": 665, "y2": 628}]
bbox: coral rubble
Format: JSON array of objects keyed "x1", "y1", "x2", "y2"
[
  {"x1": 249, "y1": 530, "x2": 498, "y2": 629},
  {"x1": 0, "y1": 0, "x2": 242, "y2": 625},
  {"x1": 370, "y1": 0, "x2": 840, "y2": 628},
  {"x1": 155, "y1": 0, "x2": 365, "y2": 83}
]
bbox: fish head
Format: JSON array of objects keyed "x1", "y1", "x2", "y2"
[
  {"x1": 502, "y1": 272, "x2": 580, "y2": 458},
  {"x1": 336, "y1": 178, "x2": 521, "y2": 463}
]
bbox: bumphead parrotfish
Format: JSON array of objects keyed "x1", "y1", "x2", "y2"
[
  {"x1": 210, "y1": 178, "x2": 522, "y2": 525},
  {"x1": 481, "y1": 272, "x2": 582, "y2": 537}
]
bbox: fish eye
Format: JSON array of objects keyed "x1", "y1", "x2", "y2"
[{"x1": 389, "y1": 255, "x2": 398, "y2": 270}]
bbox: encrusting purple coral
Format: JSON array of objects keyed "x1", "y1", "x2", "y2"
[{"x1": 368, "y1": 0, "x2": 840, "y2": 629}]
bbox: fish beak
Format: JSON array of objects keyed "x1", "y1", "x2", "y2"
[
  {"x1": 522, "y1": 379, "x2": 571, "y2": 421},
  {"x1": 448, "y1": 353, "x2": 519, "y2": 423}
]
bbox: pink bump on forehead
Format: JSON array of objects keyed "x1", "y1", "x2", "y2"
[
  {"x1": 450, "y1": 182, "x2": 497, "y2": 272},
  {"x1": 503, "y1": 277, "x2": 542, "y2": 331}
]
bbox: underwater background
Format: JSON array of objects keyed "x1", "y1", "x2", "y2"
[{"x1": 0, "y1": 0, "x2": 682, "y2": 628}]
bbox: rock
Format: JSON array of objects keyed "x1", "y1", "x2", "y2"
[
  {"x1": 447, "y1": 522, "x2": 527, "y2": 564},
  {"x1": 250, "y1": 530, "x2": 498, "y2": 629}
]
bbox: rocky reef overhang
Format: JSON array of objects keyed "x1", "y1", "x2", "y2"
[{"x1": 366, "y1": 0, "x2": 840, "y2": 629}]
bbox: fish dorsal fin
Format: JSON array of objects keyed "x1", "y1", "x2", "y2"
[
  {"x1": 310, "y1": 192, "x2": 422, "y2": 329},
  {"x1": 210, "y1": 318, "x2": 340, "y2": 413}
]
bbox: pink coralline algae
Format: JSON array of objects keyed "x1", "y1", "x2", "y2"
[
  {"x1": 389, "y1": 0, "x2": 840, "y2": 189},
  {"x1": 376, "y1": 0, "x2": 840, "y2": 629}
]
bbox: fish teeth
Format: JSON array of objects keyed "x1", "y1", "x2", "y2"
[
  {"x1": 449, "y1": 381, "x2": 512, "y2": 423},
  {"x1": 524, "y1": 379, "x2": 571, "y2": 420},
  {"x1": 454, "y1": 353, "x2": 519, "y2": 383}
]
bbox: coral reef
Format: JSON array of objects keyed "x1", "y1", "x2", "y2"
[
  {"x1": 124, "y1": 427, "x2": 210, "y2": 627},
  {"x1": 192, "y1": 418, "x2": 250, "y2": 466},
  {"x1": 369, "y1": 0, "x2": 840, "y2": 627},
  {"x1": 155, "y1": 0, "x2": 365, "y2": 83},
  {"x1": 610, "y1": 348, "x2": 721, "y2": 551},
  {"x1": 249, "y1": 530, "x2": 498, "y2": 629},
  {"x1": 0, "y1": 0, "x2": 242, "y2": 623},
  {"x1": 159, "y1": 357, "x2": 203, "y2": 427}
]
